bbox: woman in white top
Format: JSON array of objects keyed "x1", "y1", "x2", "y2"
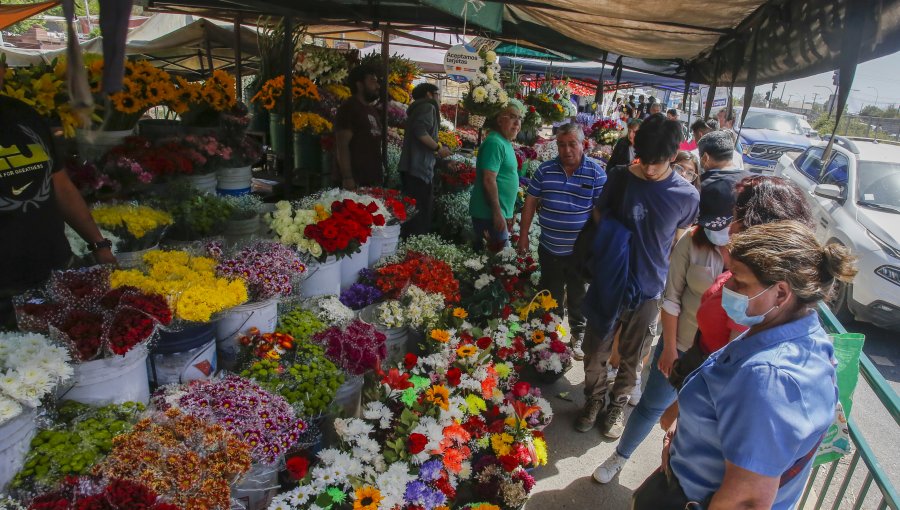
[{"x1": 592, "y1": 171, "x2": 735, "y2": 484}]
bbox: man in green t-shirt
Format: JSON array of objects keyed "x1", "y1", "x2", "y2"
[{"x1": 469, "y1": 105, "x2": 522, "y2": 252}]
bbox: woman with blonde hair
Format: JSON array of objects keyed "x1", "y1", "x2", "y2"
[{"x1": 634, "y1": 220, "x2": 857, "y2": 510}]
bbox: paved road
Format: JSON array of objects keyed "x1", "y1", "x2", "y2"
[{"x1": 527, "y1": 320, "x2": 899, "y2": 509}]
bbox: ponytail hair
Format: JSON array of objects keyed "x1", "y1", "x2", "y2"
[{"x1": 728, "y1": 221, "x2": 858, "y2": 307}]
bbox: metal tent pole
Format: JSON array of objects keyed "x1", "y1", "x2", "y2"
[{"x1": 282, "y1": 15, "x2": 294, "y2": 197}]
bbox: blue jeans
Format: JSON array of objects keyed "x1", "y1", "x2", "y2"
[
  {"x1": 471, "y1": 217, "x2": 510, "y2": 253},
  {"x1": 616, "y1": 341, "x2": 683, "y2": 459}
]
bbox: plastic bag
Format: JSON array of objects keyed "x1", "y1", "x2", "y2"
[{"x1": 815, "y1": 333, "x2": 865, "y2": 466}]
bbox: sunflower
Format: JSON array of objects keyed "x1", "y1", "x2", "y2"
[
  {"x1": 452, "y1": 307, "x2": 468, "y2": 319},
  {"x1": 353, "y1": 486, "x2": 382, "y2": 510},
  {"x1": 531, "y1": 330, "x2": 546, "y2": 344},
  {"x1": 425, "y1": 385, "x2": 450, "y2": 410},
  {"x1": 430, "y1": 329, "x2": 450, "y2": 343},
  {"x1": 111, "y1": 92, "x2": 142, "y2": 114},
  {"x1": 456, "y1": 345, "x2": 477, "y2": 358}
]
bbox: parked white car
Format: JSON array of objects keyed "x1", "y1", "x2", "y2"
[{"x1": 776, "y1": 137, "x2": 900, "y2": 331}]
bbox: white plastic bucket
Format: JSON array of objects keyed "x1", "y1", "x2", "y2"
[
  {"x1": 188, "y1": 173, "x2": 218, "y2": 195},
  {"x1": 340, "y1": 242, "x2": 370, "y2": 289},
  {"x1": 332, "y1": 375, "x2": 364, "y2": 418},
  {"x1": 61, "y1": 345, "x2": 151, "y2": 405},
  {"x1": 76, "y1": 129, "x2": 133, "y2": 162},
  {"x1": 149, "y1": 324, "x2": 217, "y2": 386},
  {"x1": 0, "y1": 409, "x2": 37, "y2": 492},
  {"x1": 299, "y1": 256, "x2": 340, "y2": 298},
  {"x1": 215, "y1": 299, "x2": 278, "y2": 372},
  {"x1": 224, "y1": 216, "x2": 260, "y2": 244},
  {"x1": 231, "y1": 463, "x2": 280, "y2": 510},
  {"x1": 381, "y1": 326, "x2": 409, "y2": 370},
  {"x1": 116, "y1": 245, "x2": 158, "y2": 269},
  {"x1": 217, "y1": 166, "x2": 252, "y2": 196},
  {"x1": 368, "y1": 224, "x2": 401, "y2": 266}
]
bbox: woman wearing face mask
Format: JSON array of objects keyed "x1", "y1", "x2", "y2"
[
  {"x1": 592, "y1": 171, "x2": 735, "y2": 484},
  {"x1": 636, "y1": 220, "x2": 856, "y2": 510},
  {"x1": 666, "y1": 175, "x2": 816, "y2": 394}
]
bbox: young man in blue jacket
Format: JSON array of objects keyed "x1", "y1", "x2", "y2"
[{"x1": 577, "y1": 114, "x2": 699, "y2": 439}]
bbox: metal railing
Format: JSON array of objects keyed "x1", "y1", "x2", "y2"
[{"x1": 798, "y1": 304, "x2": 900, "y2": 509}]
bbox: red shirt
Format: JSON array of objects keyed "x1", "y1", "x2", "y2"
[
  {"x1": 696, "y1": 271, "x2": 749, "y2": 354},
  {"x1": 679, "y1": 140, "x2": 697, "y2": 151}
]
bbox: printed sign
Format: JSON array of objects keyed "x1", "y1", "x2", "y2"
[{"x1": 444, "y1": 44, "x2": 482, "y2": 83}]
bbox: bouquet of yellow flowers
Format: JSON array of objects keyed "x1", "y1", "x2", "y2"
[
  {"x1": 90, "y1": 204, "x2": 173, "y2": 251},
  {"x1": 104, "y1": 59, "x2": 176, "y2": 130},
  {"x1": 0, "y1": 59, "x2": 86, "y2": 138},
  {"x1": 250, "y1": 74, "x2": 320, "y2": 112},
  {"x1": 291, "y1": 111, "x2": 333, "y2": 135},
  {"x1": 110, "y1": 249, "x2": 248, "y2": 323},
  {"x1": 176, "y1": 70, "x2": 238, "y2": 127}
]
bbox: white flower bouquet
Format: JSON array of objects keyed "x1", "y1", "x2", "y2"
[
  {"x1": 462, "y1": 47, "x2": 508, "y2": 118},
  {"x1": 0, "y1": 332, "x2": 73, "y2": 425}
]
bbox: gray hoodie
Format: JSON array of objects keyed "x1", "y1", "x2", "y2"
[{"x1": 398, "y1": 98, "x2": 440, "y2": 182}]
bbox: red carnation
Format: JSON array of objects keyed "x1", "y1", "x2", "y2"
[
  {"x1": 476, "y1": 336, "x2": 492, "y2": 350},
  {"x1": 512, "y1": 381, "x2": 531, "y2": 398},
  {"x1": 408, "y1": 433, "x2": 428, "y2": 454},
  {"x1": 286, "y1": 456, "x2": 309, "y2": 480},
  {"x1": 404, "y1": 353, "x2": 418, "y2": 370},
  {"x1": 550, "y1": 338, "x2": 568, "y2": 354},
  {"x1": 499, "y1": 454, "x2": 521, "y2": 472},
  {"x1": 446, "y1": 367, "x2": 462, "y2": 387}
]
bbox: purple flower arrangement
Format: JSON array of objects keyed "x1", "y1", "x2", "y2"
[
  {"x1": 339, "y1": 283, "x2": 383, "y2": 310},
  {"x1": 312, "y1": 319, "x2": 387, "y2": 376},
  {"x1": 402, "y1": 459, "x2": 454, "y2": 510},
  {"x1": 155, "y1": 374, "x2": 306, "y2": 464},
  {"x1": 208, "y1": 240, "x2": 306, "y2": 301}
]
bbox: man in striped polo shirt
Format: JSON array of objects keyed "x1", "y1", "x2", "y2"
[{"x1": 518, "y1": 123, "x2": 607, "y2": 359}]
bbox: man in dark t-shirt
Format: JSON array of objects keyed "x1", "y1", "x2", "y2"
[
  {"x1": 0, "y1": 62, "x2": 115, "y2": 327},
  {"x1": 334, "y1": 64, "x2": 383, "y2": 189}
]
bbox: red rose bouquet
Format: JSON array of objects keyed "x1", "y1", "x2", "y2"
[
  {"x1": 28, "y1": 476, "x2": 180, "y2": 510},
  {"x1": 358, "y1": 187, "x2": 417, "y2": 224},
  {"x1": 303, "y1": 199, "x2": 384, "y2": 260}
]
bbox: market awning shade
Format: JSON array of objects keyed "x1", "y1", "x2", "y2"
[
  {"x1": 143, "y1": 0, "x2": 900, "y2": 86},
  {"x1": 0, "y1": 0, "x2": 60, "y2": 30}
]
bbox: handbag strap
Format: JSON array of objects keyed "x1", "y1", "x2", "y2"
[{"x1": 779, "y1": 433, "x2": 826, "y2": 488}]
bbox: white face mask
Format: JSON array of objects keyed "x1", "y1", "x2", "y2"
[{"x1": 705, "y1": 227, "x2": 730, "y2": 246}]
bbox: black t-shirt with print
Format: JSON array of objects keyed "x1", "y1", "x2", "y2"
[{"x1": 0, "y1": 96, "x2": 71, "y2": 291}]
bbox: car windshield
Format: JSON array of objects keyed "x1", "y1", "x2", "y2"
[
  {"x1": 857, "y1": 161, "x2": 900, "y2": 210},
  {"x1": 741, "y1": 111, "x2": 804, "y2": 135}
]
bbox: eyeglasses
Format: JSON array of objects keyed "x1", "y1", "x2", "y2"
[
  {"x1": 673, "y1": 163, "x2": 697, "y2": 182},
  {"x1": 501, "y1": 114, "x2": 523, "y2": 123}
]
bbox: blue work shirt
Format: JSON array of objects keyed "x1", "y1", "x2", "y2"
[
  {"x1": 527, "y1": 156, "x2": 606, "y2": 256},
  {"x1": 670, "y1": 311, "x2": 837, "y2": 509}
]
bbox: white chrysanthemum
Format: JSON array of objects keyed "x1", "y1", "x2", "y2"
[
  {"x1": 485, "y1": 50, "x2": 497, "y2": 63},
  {"x1": 363, "y1": 401, "x2": 394, "y2": 429},
  {"x1": 472, "y1": 86, "x2": 487, "y2": 103},
  {"x1": 0, "y1": 394, "x2": 23, "y2": 425},
  {"x1": 376, "y1": 462, "x2": 416, "y2": 509}
]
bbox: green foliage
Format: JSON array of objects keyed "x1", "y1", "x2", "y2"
[
  {"x1": 159, "y1": 183, "x2": 234, "y2": 240},
  {"x1": 11, "y1": 401, "x2": 144, "y2": 493}
]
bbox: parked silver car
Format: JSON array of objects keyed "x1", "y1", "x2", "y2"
[{"x1": 776, "y1": 137, "x2": 900, "y2": 330}]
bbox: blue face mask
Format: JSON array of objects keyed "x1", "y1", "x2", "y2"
[{"x1": 721, "y1": 285, "x2": 777, "y2": 327}]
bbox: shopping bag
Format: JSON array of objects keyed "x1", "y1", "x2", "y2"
[{"x1": 814, "y1": 333, "x2": 865, "y2": 466}]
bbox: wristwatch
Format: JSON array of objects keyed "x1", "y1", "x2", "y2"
[
  {"x1": 433, "y1": 142, "x2": 443, "y2": 156},
  {"x1": 87, "y1": 238, "x2": 113, "y2": 252}
]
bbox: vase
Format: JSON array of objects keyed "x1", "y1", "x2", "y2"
[
  {"x1": 320, "y1": 151, "x2": 333, "y2": 188},
  {"x1": 269, "y1": 113, "x2": 285, "y2": 155},
  {"x1": 217, "y1": 166, "x2": 253, "y2": 196},
  {"x1": 76, "y1": 128, "x2": 133, "y2": 163},
  {"x1": 0, "y1": 409, "x2": 37, "y2": 492},
  {"x1": 368, "y1": 224, "x2": 401, "y2": 266},
  {"x1": 215, "y1": 298, "x2": 279, "y2": 372},
  {"x1": 298, "y1": 256, "x2": 341, "y2": 298},
  {"x1": 292, "y1": 133, "x2": 322, "y2": 170},
  {"x1": 137, "y1": 119, "x2": 184, "y2": 139},
  {"x1": 224, "y1": 215, "x2": 260, "y2": 244},
  {"x1": 187, "y1": 172, "x2": 218, "y2": 195},
  {"x1": 340, "y1": 242, "x2": 370, "y2": 289},
  {"x1": 60, "y1": 345, "x2": 151, "y2": 405}
]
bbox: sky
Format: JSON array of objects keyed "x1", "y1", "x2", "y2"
[{"x1": 749, "y1": 51, "x2": 900, "y2": 113}]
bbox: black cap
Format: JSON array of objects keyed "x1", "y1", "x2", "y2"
[{"x1": 698, "y1": 171, "x2": 743, "y2": 230}]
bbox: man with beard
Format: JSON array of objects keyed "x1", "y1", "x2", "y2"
[
  {"x1": 399, "y1": 83, "x2": 451, "y2": 237},
  {"x1": 335, "y1": 64, "x2": 383, "y2": 189}
]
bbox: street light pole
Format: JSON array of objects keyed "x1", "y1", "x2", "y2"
[{"x1": 779, "y1": 84, "x2": 787, "y2": 101}]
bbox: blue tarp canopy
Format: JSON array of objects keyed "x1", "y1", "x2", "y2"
[{"x1": 501, "y1": 56, "x2": 697, "y2": 92}]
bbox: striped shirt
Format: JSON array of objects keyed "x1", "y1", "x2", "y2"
[{"x1": 527, "y1": 156, "x2": 606, "y2": 256}]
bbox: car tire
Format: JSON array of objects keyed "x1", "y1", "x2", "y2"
[{"x1": 831, "y1": 279, "x2": 855, "y2": 325}]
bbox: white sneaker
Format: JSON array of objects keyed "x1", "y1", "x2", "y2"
[
  {"x1": 570, "y1": 337, "x2": 585, "y2": 361},
  {"x1": 607, "y1": 365, "x2": 618, "y2": 381},
  {"x1": 628, "y1": 375, "x2": 642, "y2": 406},
  {"x1": 593, "y1": 452, "x2": 628, "y2": 484}
]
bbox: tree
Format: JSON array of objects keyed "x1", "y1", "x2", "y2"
[{"x1": 4, "y1": 0, "x2": 101, "y2": 35}]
